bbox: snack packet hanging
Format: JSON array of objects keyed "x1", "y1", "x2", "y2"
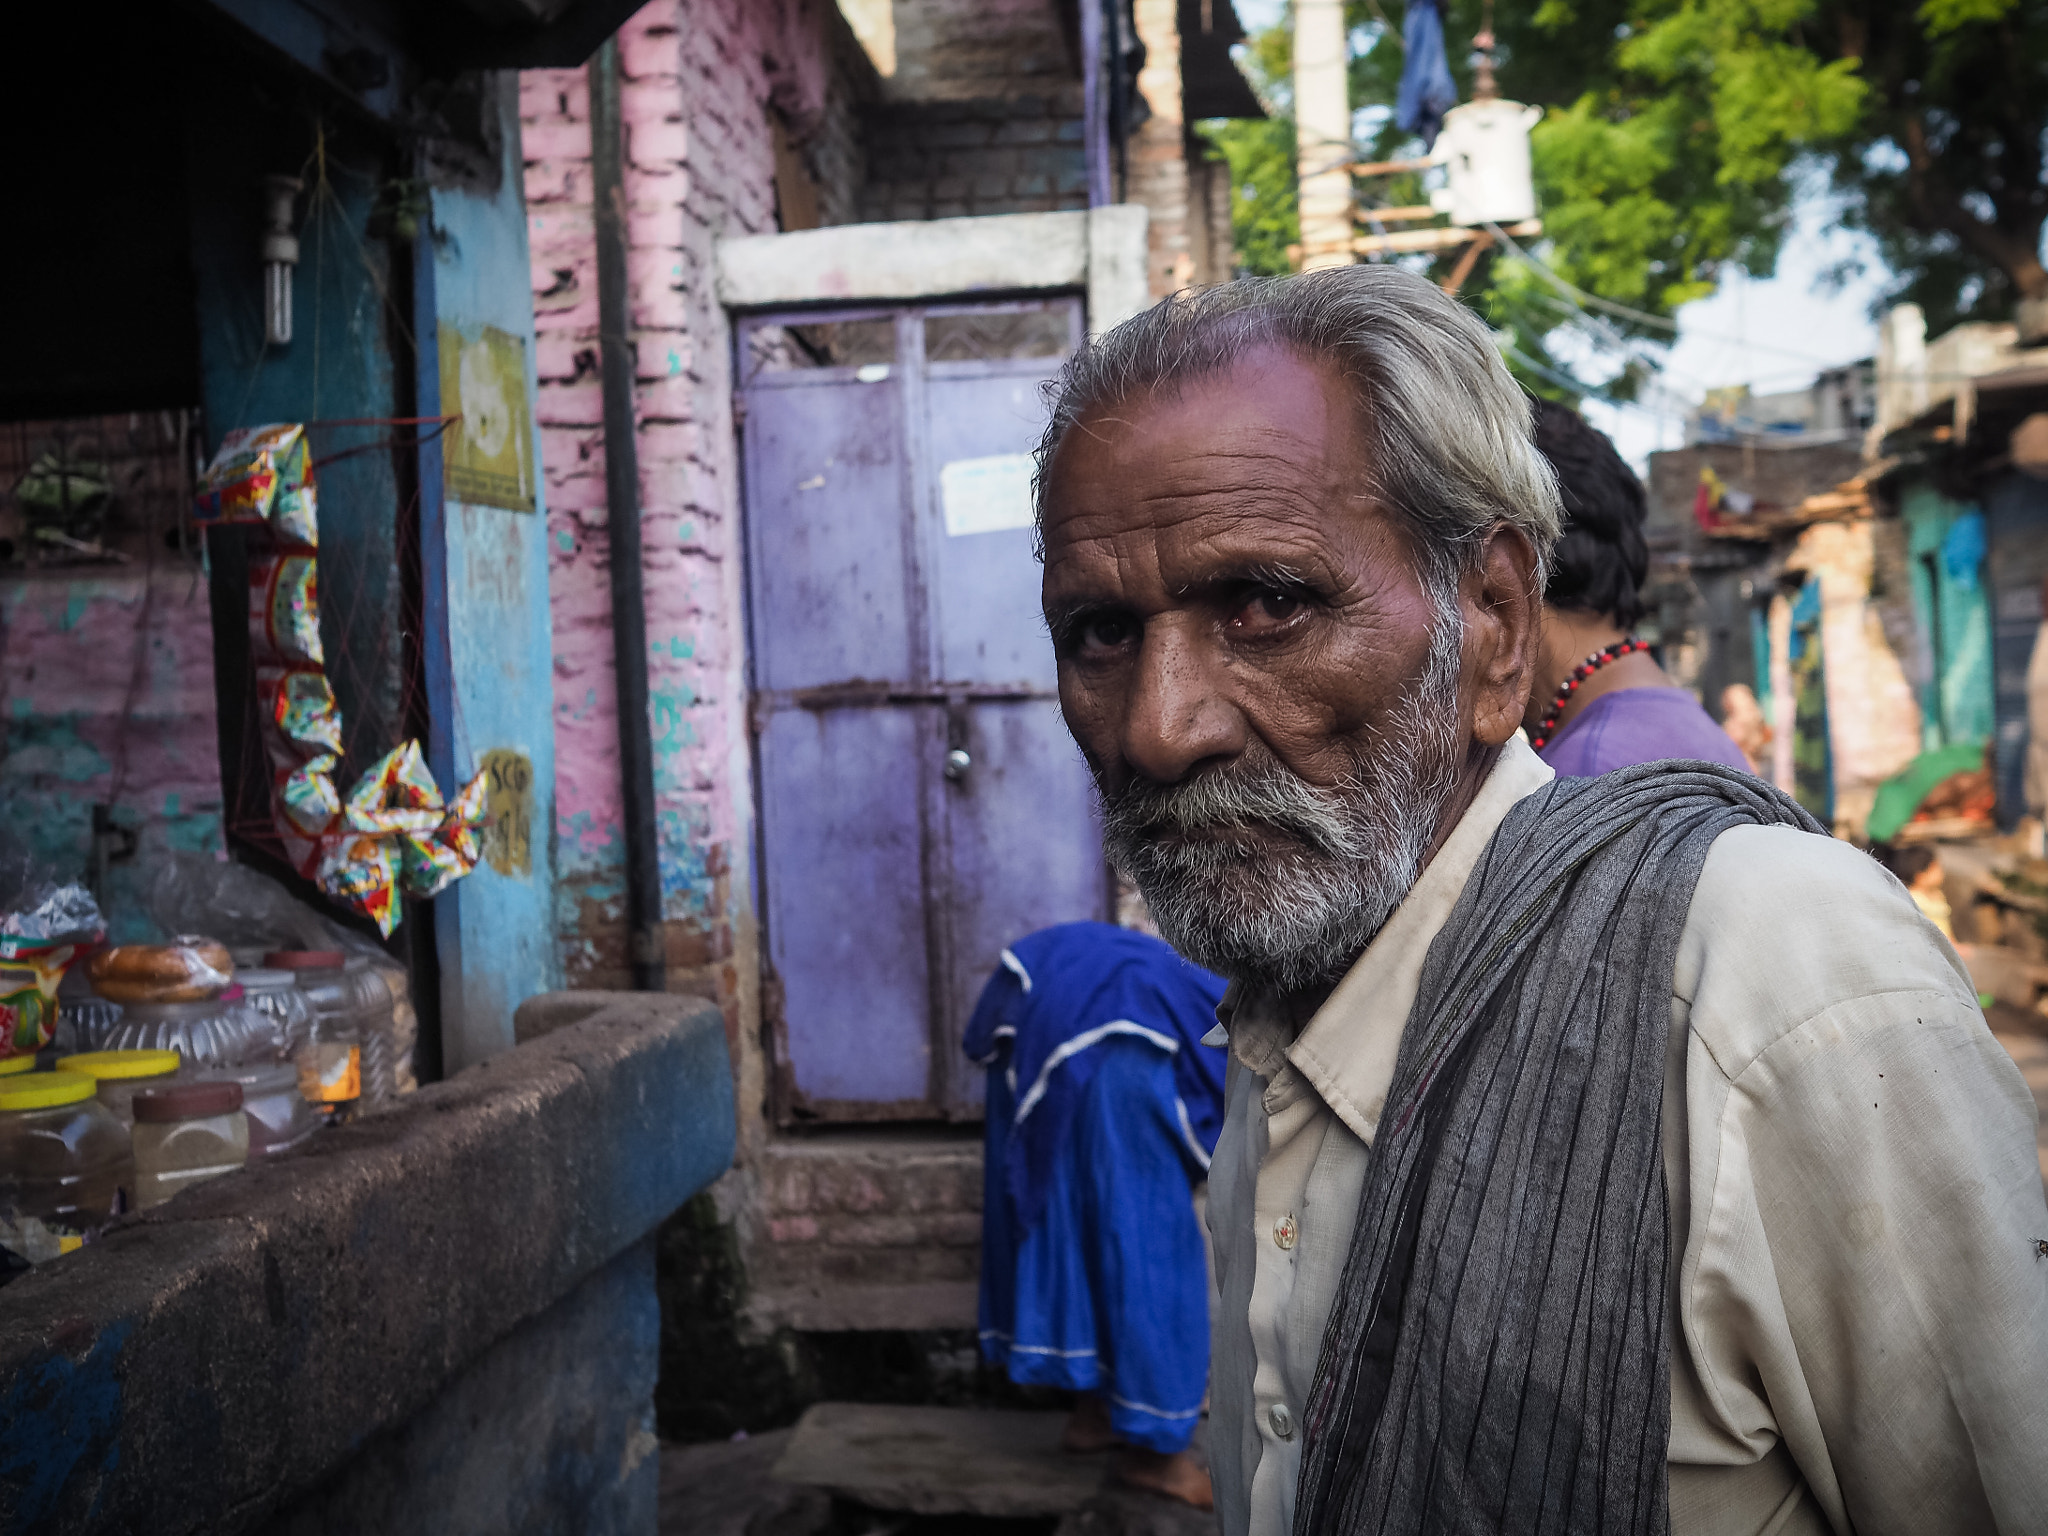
[
  {"x1": 311, "y1": 745, "x2": 490, "y2": 934},
  {"x1": 194, "y1": 424, "x2": 314, "y2": 544},
  {"x1": 401, "y1": 773, "x2": 488, "y2": 900},
  {"x1": 317, "y1": 831, "x2": 402, "y2": 937},
  {"x1": 252, "y1": 550, "x2": 323, "y2": 668}
]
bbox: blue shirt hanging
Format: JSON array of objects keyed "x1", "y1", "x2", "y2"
[
  {"x1": 1397, "y1": 0, "x2": 1460, "y2": 151},
  {"x1": 965, "y1": 922, "x2": 1228, "y2": 1453}
]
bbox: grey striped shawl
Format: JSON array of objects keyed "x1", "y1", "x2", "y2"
[{"x1": 1292, "y1": 761, "x2": 1824, "y2": 1535}]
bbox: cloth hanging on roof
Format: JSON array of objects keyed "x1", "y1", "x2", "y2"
[
  {"x1": 1396, "y1": 0, "x2": 1459, "y2": 151},
  {"x1": 966, "y1": 922, "x2": 1227, "y2": 1453}
]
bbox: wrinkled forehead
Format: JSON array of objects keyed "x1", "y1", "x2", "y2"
[{"x1": 1038, "y1": 348, "x2": 1374, "y2": 551}]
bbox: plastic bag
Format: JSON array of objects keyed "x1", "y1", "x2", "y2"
[
  {"x1": 0, "y1": 848, "x2": 103, "y2": 956},
  {"x1": 88, "y1": 937, "x2": 234, "y2": 1004},
  {"x1": 142, "y1": 852, "x2": 384, "y2": 963},
  {"x1": 0, "y1": 850, "x2": 105, "y2": 1058}
]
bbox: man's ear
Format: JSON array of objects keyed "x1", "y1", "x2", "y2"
[{"x1": 1463, "y1": 524, "x2": 1542, "y2": 748}]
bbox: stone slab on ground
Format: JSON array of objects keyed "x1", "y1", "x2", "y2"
[
  {"x1": 774, "y1": 1403, "x2": 1108, "y2": 1517},
  {"x1": 1054, "y1": 1481, "x2": 1222, "y2": 1536},
  {"x1": 660, "y1": 1430, "x2": 832, "y2": 1536}
]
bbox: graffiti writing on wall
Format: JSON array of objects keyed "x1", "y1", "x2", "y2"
[{"x1": 480, "y1": 748, "x2": 534, "y2": 877}]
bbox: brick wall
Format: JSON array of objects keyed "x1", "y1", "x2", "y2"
[
  {"x1": 1127, "y1": 0, "x2": 1192, "y2": 298},
  {"x1": 882, "y1": 0, "x2": 1081, "y2": 102},
  {"x1": 524, "y1": 0, "x2": 808, "y2": 1025},
  {"x1": 855, "y1": 0, "x2": 1086, "y2": 222},
  {"x1": 0, "y1": 568, "x2": 224, "y2": 941},
  {"x1": 522, "y1": 0, "x2": 1230, "y2": 1344},
  {"x1": 747, "y1": 1136, "x2": 983, "y2": 1331},
  {"x1": 797, "y1": 14, "x2": 879, "y2": 228},
  {"x1": 859, "y1": 97, "x2": 1088, "y2": 221}
]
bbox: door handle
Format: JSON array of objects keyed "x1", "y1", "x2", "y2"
[{"x1": 945, "y1": 696, "x2": 972, "y2": 783}]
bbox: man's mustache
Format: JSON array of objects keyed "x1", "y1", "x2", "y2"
[{"x1": 1100, "y1": 755, "x2": 1369, "y2": 862}]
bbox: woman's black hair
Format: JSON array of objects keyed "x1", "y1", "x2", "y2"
[{"x1": 1530, "y1": 398, "x2": 1650, "y2": 629}]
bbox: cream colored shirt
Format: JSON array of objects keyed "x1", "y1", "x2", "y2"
[{"x1": 1208, "y1": 737, "x2": 2048, "y2": 1536}]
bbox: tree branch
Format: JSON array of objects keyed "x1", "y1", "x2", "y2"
[{"x1": 1902, "y1": 113, "x2": 2048, "y2": 299}]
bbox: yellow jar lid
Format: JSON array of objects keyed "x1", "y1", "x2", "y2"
[
  {"x1": 0, "y1": 1070, "x2": 97, "y2": 1111},
  {"x1": 56, "y1": 1049, "x2": 182, "y2": 1080},
  {"x1": 0, "y1": 1055, "x2": 37, "y2": 1077}
]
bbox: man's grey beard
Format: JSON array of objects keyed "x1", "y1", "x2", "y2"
[{"x1": 1099, "y1": 594, "x2": 1466, "y2": 996}]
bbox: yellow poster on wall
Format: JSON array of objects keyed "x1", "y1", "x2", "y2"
[
  {"x1": 438, "y1": 323, "x2": 535, "y2": 512},
  {"x1": 479, "y1": 747, "x2": 535, "y2": 877}
]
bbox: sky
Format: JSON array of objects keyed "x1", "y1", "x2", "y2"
[
  {"x1": 1582, "y1": 199, "x2": 1889, "y2": 470},
  {"x1": 1226, "y1": 0, "x2": 1893, "y2": 471}
]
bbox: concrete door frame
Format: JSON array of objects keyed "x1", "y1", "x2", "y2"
[{"x1": 714, "y1": 206, "x2": 1151, "y2": 335}]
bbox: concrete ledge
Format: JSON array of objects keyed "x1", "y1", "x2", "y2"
[
  {"x1": 0, "y1": 994, "x2": 736, "y2": 1535},
  {"x1": 513, "y1": 987, "x2": 694, "y2": 1044},
  {"x1": 750, "y1": 1280, "x2": 980, "y2": 1334},
  {"x1": 714, "y1": 205, "x2": 1151, "y2": 336}
]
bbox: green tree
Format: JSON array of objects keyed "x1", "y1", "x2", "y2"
[
  {"x1": 1203, "y1": 0, "x2": 2048, "y2": 377},
  {"x1": 1200, "y1": 21, "x2": 1300, "y2": 275}
]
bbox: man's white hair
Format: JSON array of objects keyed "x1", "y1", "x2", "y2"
[{"x1": 1034, "y1": 265, "x2": 1563, "y2": 591}]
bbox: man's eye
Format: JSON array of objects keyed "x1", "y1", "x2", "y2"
[
  {"x1": 1231, "y1": 588, "x2": 1306, "y2": 631},
  {"x1": 1077, "y1": 613, "x2": 1136, "y2": 653}
]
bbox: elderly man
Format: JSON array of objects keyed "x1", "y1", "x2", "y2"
[{"x1": 1033, "y1": 267, "x2": 2048, "y2": 1535}]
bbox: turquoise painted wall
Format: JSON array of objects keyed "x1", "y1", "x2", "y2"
[
  {"x1": 0, "y1": 574, "x2": 225, "y2": 940},
  {"x1": 185, "y1": 107, "x2": 410, "y2": 786},
  {"x1": 183, "y1": 72, "x2": 558, "y2": 1068},
  {"x1": 416, "y1": 79, "x2": 562, "y2": 1070},
  {"x1": 1901, "y1": 483, "x2": 1995, "y2": 751}
]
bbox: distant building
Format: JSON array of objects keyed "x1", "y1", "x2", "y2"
[
  {"x1": 1688, "y1": 360, "x2": 1876, "y2": 444},
  {"x1": 1646, "y1": 303, "x2": 2048, "y2": 840}
]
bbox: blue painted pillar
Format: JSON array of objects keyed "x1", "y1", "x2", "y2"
[{"x1": 414, "y1": 75, "x2": 563, "y2": 1070}]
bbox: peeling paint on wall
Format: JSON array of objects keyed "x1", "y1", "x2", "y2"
[
  {"x1": 524, "y1": 0, "x2": 792, "y2": 990},
  {"x1": 0, "y1": 571, "x2": 225, "y2": 939}
]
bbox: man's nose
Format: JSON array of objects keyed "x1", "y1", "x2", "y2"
[{"x1": 1120, "y1": 619, "x2": 1245, "y2": 783}]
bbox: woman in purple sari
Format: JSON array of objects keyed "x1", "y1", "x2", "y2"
[{"x1": 1522, "y1": 401, "x2": 1752, "y2": 777}]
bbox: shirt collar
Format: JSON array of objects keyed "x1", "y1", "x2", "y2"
[{"x1": 1227, "y1": 735, "x2": 1554, "y2": 1143}]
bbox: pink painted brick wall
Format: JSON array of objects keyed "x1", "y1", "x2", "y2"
[
  {"x1": 524, "y1": 0, "x2": 836, "y2": 996},
  {"x1": 0, "y1": 570, "x2": 225, "y2": 939}
]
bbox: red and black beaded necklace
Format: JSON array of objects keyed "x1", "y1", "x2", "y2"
[{"x1": 1528, "y1": 636, "x2": 1648, "y2": 752}]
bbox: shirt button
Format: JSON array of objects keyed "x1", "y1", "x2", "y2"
[
  {"x1": 1268, "y1": 1403, "x2": 1295, "y2": 1439},
  {"x1": 1273, "y1": 1213, "x2": 1297, "y2": 1250}
]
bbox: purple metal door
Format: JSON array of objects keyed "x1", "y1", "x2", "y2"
[{"x1": 740, "y1": 300, "x2": 1105, "y2": 1119}]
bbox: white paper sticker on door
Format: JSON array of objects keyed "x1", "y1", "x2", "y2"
[{"x1": 940, "y1": 453, "x2": 1035, "y2": 537}]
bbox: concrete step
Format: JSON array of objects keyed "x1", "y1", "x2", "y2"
[
  {"x1": 660, "y1": 1430, "x2": 829, "y2": 1536},
  {"x1": 773, "y1": 1403, "x2": 1105, "y2": 1518}
]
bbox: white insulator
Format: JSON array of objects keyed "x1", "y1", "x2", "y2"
[{"x1": 1434, "y1": 98, "x2": 1543, "y2": 228}]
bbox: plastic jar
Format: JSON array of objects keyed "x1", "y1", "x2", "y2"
[
  {"x1": 235, "y1": 969, "x2": 317, "y2": 1062},
  {"x1": 0, "y1": 1069, "x2": 133, "y2": 1272},
  {"x1": 86, "y1": 996, "x2": 273, "y2": 1068},
  {"x1": 200, "y1": 1060, "x2": 318, "y2": 1157},
  {"x1": 55, "y1": 996, "x2": 122, "y2": 1057},
  {"x1": 343, "y1": 960, "x2": 398, "y2": 1108},
  {"x1": 265, "y1": 952, "x2": 362, "y2": 1122},
  {"x1": 56, "y1": 1049, "x2": 184, "y2": 1127},
  {"x1": 130, "y1": 1080, "x2": 248, "y2": 1210},
  {"x1": 54, "y1": 965, "x2": 118, "y2": 1056}
]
